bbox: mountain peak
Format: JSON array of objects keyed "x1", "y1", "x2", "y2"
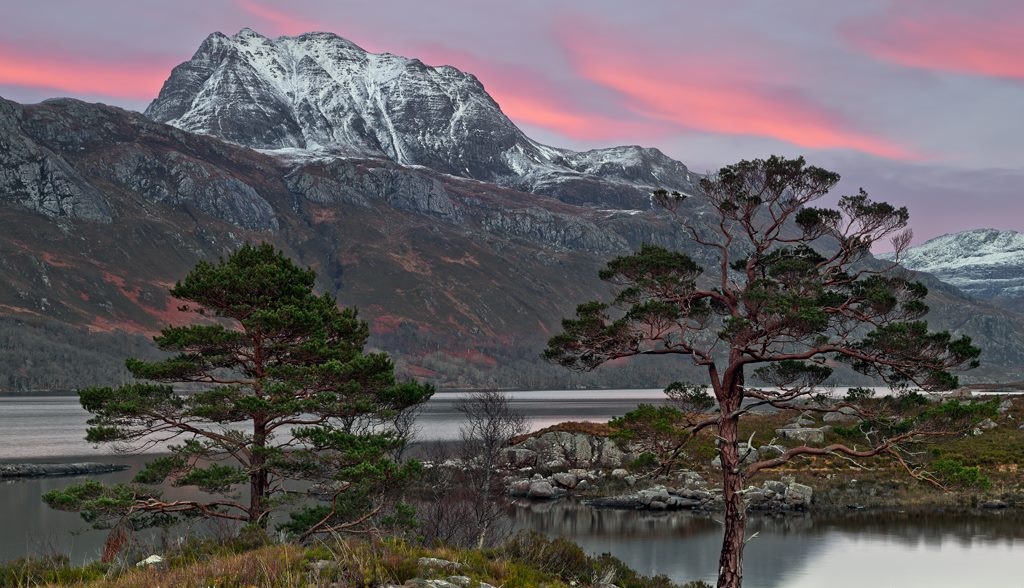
[
  {"x1": 883, "y1": 228, "x2": 1024, "y2": 302},
  {"x1": 144, "y1": 30, "x2": 698, "y2": 207}
]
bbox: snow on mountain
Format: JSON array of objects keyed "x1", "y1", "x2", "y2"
[
  {"x1": 145, "y1": 29, "x2": 698, "y2": 208},
  {"x1": 879, "y1": 228, "x2": 1024, "y2": 300}
]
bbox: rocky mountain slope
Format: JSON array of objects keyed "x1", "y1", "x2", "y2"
[
  {"x1": 879, "y1": 229, "x2": 1024, "y2": 307},
  {"x1": 0, "y1": 96, "x2": 713, "y2": 391},
  {"x1": 1, "y1": 30, "x2": 1022, "y2": 390},
  {"x1": 144, "y1": 29, "x2": 699, "y2": 209}
]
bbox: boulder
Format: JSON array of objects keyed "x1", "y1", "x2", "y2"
[
  {"x1": 637, "y1": 486, "x2": 671, "y2": 506},
  {"x1": 611, "y1": 468, "x2": 629, "y2": 479},
  {"x1": 775, "y1": 427, "x2": 826, "y2": 444},
  {"x1": 978, "y1": 418, "x2": 998, "y2": 431},
  {"x1": 823, "y1": 407, "x2": 860, "y2": 424},
  {"x1": 508, "y1": 479, "x2": 531, "y2": 496},
  {"x1": 675, "y1": 470, "x2": 708, "y2": 489},
  {"x1": 503, "y1": 448, "x2": 537, "y2": 468},
  {"x1": 542, "y1": 457, "x2": 570, "y2": 470},
  {"x1": 444, "y1": 577, "x2": 496, "y2": 588},
  {"x1": 527, "y1": 480, "x2": 560, "y2": 499},
  {"x1": 551, "y1": 472, "x2": 579, "y2": 489},
  {"x1": 784, "y1": 483, "x2": 813, "y2": 509},
  {"x1": 417, "y1": 557, "x2": 465, "y2": 572},
  {"x1": 757, "y1": 444, "x2": 786, "y2": 458},
  {"x1": 135, "y1": 555, "x2": 166, "y2": 569},
  {"x1": 575, "y1": 479, "x2": 591, "y2": 492},
  {"x1": 711, "y1": 443, "x2": 760, "y2": 468}
]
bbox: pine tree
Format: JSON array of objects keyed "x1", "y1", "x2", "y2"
[{"x1": 45, "y1": 243, "x2": 433, "y2": 539}]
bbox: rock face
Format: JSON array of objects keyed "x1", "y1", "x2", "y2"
[
  {"x1": 145, "y1": 29, "x2": 699, "y2": 208},
  {"x1": 0, "y1": 98, "x2": 279, "y2": 231}
]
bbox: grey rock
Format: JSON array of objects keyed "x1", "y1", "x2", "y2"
[
  {"x1": 405, "y1": 580, "x2": 461, "y2": 588},
  {"x1": 551, "y1": 472, "x2": 579, "y2": 489},
  {"x1": 611, "y1": 468, "x2": 629, "y2": 479},
  {"x1": 417, "y1": 557, "x2": 465, "y2": 572},
  {"x1": 785, "y1": 483, "x2": 814, "y2": 509},
  {"x1": 637, "y1": 486, "x2": 671, "y2": 505},
  {"x1": 442, "y1": 576, "x2": 495, "y2": 588},
  {"x1": 981, "y1": 499, "x2": 1009, "y2": 509},
  {"x1": 757, "y1": 444, "x2": 786, "y2": 458},
  {"x1": 527, "y1": 480, "x2": 560, "y2": 499},
  {"x1": 978, "y1": 418, "x2": 998, "y2": 430},
  {"x1": 711, "y1": 443, "x2": 760, "y2": 468},
  {"x1": 575, "y1": 479, "x2": 591, "y2": 492},
  {"x1": 775, "y1": 427, "x2": 826, "y2": 444},
  {"x1": 508, "y1": 479, "x2": 531, "y2": 496},
  {"x1": 503, "y1": 448, "x2": 537, "y2": 468},
  {"x1": 823, "y1": 407, "x2": 861, "y2": 424},
  {"x1": 542, "y1": 457, "x2": 570, "y2": 470}
]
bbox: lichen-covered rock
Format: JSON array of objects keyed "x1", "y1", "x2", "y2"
[
  {"x1": 711, "y1": 443, "x2": 760, "y2": 468},
  {"x1": 775, "y1": 427, "x2": 827, "y2": 444},
  {"x1": 527, "y1": 480, "x2": 561, "y2": 499},
  {"x1": 417, "y1": 557, "x2": 465, "y2": 572},
  {"x1": 506, "y1": 431, "x2": 628, "y2": 471},
  {"x1": 551, "y1": 472, "x2": 579, "y2": 489}
]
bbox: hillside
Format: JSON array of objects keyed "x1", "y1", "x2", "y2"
[{"x1": 1, "y1": 30, "x2": 1023, "y2": 390}]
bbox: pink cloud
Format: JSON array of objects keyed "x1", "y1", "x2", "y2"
[
  {"x1": 0, "y1": 43, "x2": 170, "y2": 100},
  {"x1": 843, "y1": 9, "x2": 1024, "y2": 80},
  {"x1": 234, "y1": 0, "x2": 322, "y2": 37},
  {"x1": 557, "y1": 19, "x2": 921, "y2": 161},
  {"x1": 408, "y1": 44, "x2": 665, "y2": 142}
]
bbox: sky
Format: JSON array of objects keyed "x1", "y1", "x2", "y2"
[{"x1": 1, "y1": 0, "x2": 1021, "y2": 246}]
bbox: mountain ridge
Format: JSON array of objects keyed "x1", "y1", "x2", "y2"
[
  {"x1": 1, "y1": 31, "x2": 1023, "y2": 390},
  {"x1": 144, "y1": 28, "x2": 700, "y2": 209},
  {"x1": 879, "y1": 228, "x2": 1024, "y2": 305}
]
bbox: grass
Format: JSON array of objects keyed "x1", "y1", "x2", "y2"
[
  {"x1": 0, "y1": 533, "x2": 709, "y2": 588},
  {"x1": 658, "y1": 397, "x2": 1024, "y2": 510}
]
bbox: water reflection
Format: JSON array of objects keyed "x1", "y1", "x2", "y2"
[{"x1": 511, "y1": 500, "x2": 1024, "y2": 588}]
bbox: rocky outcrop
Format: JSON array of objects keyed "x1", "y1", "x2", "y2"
[
  {"x1": 0, "y1": 99, "x2": 111, "y2": 223},
  {"x1": 586, "y1": 475, "x2": 814, "y2": 513},
  {"x1": 503, "y1": 430, "x2": 629, "y2": 471},
  {"x1": 0, "y1": 462, "x2": 129, "y2": 478},
  {"x1": 776, "y1": 412, "x2": 833, "y2": 444},
  {"x1": 744, "y1": 479, "x2": 813, "y2": 511}
]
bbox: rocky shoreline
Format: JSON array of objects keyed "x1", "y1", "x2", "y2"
[
  {"x1": 475, "y1": 401, "x2": 1024, "y2": 516},
  {"x1": 0, "y1": 462, "x2": 129, "y2": 479}
]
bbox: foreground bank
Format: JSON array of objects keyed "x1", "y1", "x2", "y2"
[{"x1": 0, "y1": 531, "x2": 710, "y2": 588}]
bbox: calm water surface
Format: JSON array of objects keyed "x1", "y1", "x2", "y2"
[{"x1": 2, "y1": 392, "x2": 1022, "y2": 587}]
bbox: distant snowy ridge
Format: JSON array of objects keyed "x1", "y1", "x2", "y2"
[
  {"x1": 880, "y1": 228, "x2": 1024, "y2": 299},
  {"x1": 145, "y1": 28, "x2": 699, "y2": 208}
]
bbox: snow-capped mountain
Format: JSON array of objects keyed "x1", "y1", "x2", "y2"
[
  {"x1": 145, "y1": 29, "x2": 698, "y2": 208},
  {"x1": 881, "y1": 229, "x2": 1024, "y2": 301}
]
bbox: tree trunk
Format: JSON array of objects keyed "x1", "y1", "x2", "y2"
[
  {"x1": 716, "y1": 378, "x2": 746, "y2": 588},
  {"x1": 250, "y1": 417, "x2": 268, "y2": 527}
]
